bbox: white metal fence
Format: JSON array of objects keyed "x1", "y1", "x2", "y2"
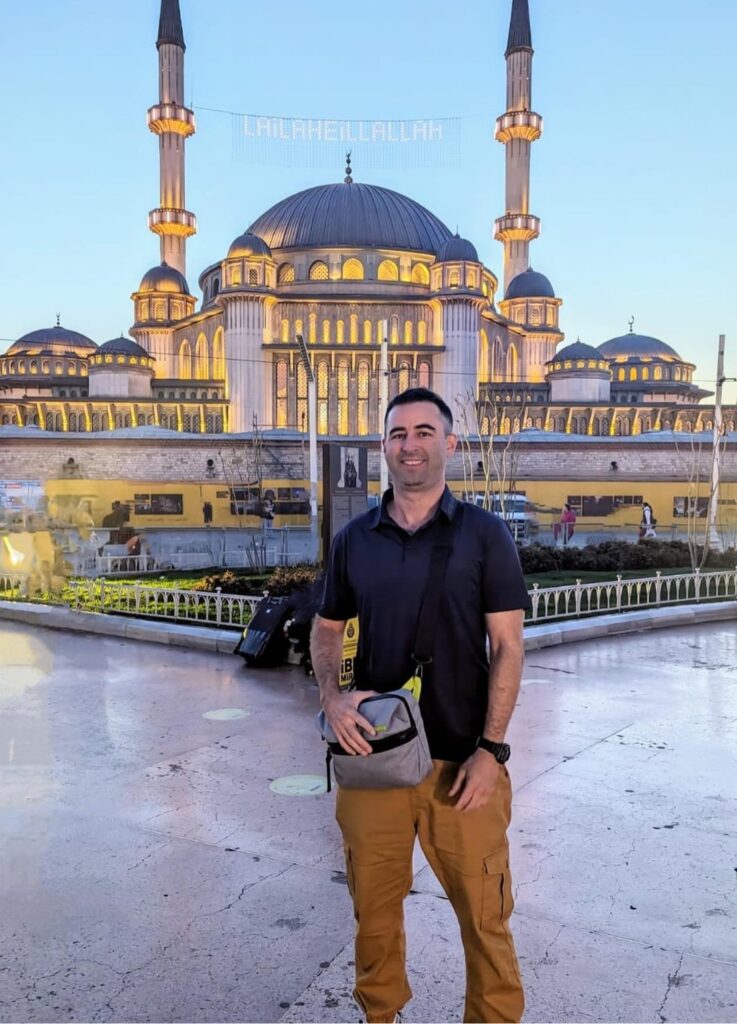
[
  {"x1": 528, "y1": 569, "x2": 737, "y2": 623},
  {"x1": 2, "y1": 568, "x2": 735, "y2": 630}
]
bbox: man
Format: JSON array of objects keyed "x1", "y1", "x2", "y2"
[{"x1": 311, "y1": 387, "x2": 530, "y2": 1024}]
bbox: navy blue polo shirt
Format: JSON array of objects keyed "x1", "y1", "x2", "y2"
[{"x1": 319, "y1": 486, "x2": 531, "y2": 762}]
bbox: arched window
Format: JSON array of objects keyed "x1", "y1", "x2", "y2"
[
  {"x1": 342, "y1": 258, "x2": 364, "y2": 281},
  {"x1": 357, "y1": 359, "x2": 370, "y2": 435},
  {"x1": 322, "y1": 319, "x2": 330, "y2": 344},
  {"x1": 68, "y1": 362, "x2": 77, "y2": 375},
  {"x1": 398, "y1": 361, "x2": 411, "y2": 393},
  {"x1": 41, "y1": 360, "x2": 49, "y2": 374},
  {"x1": 274, "y1": 358, "x2": 288, "y2": 427},
  {"x1": 479, "y1": 329, "x2": 490, "y2": 381},
  {"x1": 309, "y1": 260, "x2": 329, "y2": 281},
  {"x1": 55, "y1": 361, "x2": 62, "y2": 374},
  {"x1": 411, "y1": 263, "x2": 430, "y2": 285},
  {"x1": 337, "y1": 359, "x2": 350, "y2": 434},
  {"x1": 154, "y1": 300, "x2": 166, "y2": 320},
  {"x1": 294, "y1": 319, "x2": 304, "y2": 340},
  {"x1": 418, "y1": 360, "x2": 431, "y2": 389},
  {"x1": 317, "y1": 360, "x2": 329, "y2": 434},
  {"x1": 277, "y1": 263, "x2": 295, "y2": 284},
  {"x1": 179, "y1": 340, "x2": 192, "y2": 380},
  {"x1": 54, "y1": 413, "x2": 63, "y2": 431},
  {"x1": 654, "y1": 365, "x2": 663, "y2": 381},
  {"x1": 248, "y1": 268, "x2": 258, "y2": 285},
  {"x1": 376, "y1": 321, "x2": 385, "y2": 344},
  {"x1": 629, "y1": 367, "x2": 637, "y2": 381},
  {"x1": 280, "y1": 318, "x2": 290, "y2": 343},
  {"x1": 390, "y1": 316, "x2": 399, "y2": 345},
  {"x1": 308, "y1": 313, "x2": 317, "y2": 343},
  {"x1": 674, "y1": 367, "x2": 682, "y2": 381},
  {"x1": 417, "y1": 321, "x2": 427, "y2": 345},
  {"x1": 617, "y1": 368, "x2": 625, "y2": 381},
  {"x1": 30, "y1": 360, "x2": 38, "y2": 374},
  {"x1": 46, "y1": 413, "x2": 55, "y2": 430},
  {"x1": 336, "y1": 320, "x2": 345, "y2": 345},
  {"x1": 195, "y1": 334, "x2": 209, "y2": 379},
  {"x1": 68, "y1": 412, "x2": 77, "y2": 431},
  {"x1": 363, "y1": 319, "x2": 372, "y2": 345},
  {"x1": 212, "y1": 277, "x2": 220, "y2": 297},
  {"x1": 377, "y1": 259, "x2": 398, "y2": 282},
  {"x1": 212, "y1": 328, "x2": 225, "y2": 379},
  {"x1": 297, "y1": 360, "x2": 308, "y2": 433},
  {"x1": 404, "y1": 321, "x2": 413, "y2": 345},
  {"x1": 448, "y1": 270, "x2": 460, "y2": 288},
  {"x1": 507, "y1": 344, "x2": 519, "y2": 382},
  {"x1": 230, "y1": 264, "x2": 242, "y2": 286},
  {"x1": 350, "y1": 315, "x2": 358, "y2": 345},
  {"x1": 642, "y1": 367, "x2": 650, "y2": 381}
]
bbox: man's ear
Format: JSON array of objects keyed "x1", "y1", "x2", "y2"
[{"x1": 446, "y1": 431, "x2": 458, "y2": 454}]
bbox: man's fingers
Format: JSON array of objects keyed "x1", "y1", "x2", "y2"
[
  {"x1": 352, "y1": 712, "x2": 376, "y2": 736},
  {"x1": 448, "y1": 768, "x2": 466, "y2": 798}
]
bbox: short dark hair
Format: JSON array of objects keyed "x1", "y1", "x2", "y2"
[{"x1": 384, "y1": 387, "x2": 454, "y2": 435}]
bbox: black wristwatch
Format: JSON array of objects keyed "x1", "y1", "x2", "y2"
[{"x1": 477, "y1": 738, "x2": 511, "y2": 764}]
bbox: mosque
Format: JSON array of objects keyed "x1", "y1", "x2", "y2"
[{"x1": 0, "y1": 0, "x2": 720, "y2": 439}]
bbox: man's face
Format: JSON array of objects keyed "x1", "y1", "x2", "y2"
[{"x1": 383, "y1": 401, "x2": 457, "y2": 493}]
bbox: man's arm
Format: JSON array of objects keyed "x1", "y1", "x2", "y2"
[
  {"x1": 311, "y1": 615, "x2": 376, "y2": 756},
  {"x1": 449, "y1": 608, "x2": 525, "y2": 811}
]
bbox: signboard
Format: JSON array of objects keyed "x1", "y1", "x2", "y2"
[
  {"x1": 340, "y1": 617, "x2": 359, "y2": 690},
  {"x1": 322, "y1": 444, "x2": 369, "y2": 552}
]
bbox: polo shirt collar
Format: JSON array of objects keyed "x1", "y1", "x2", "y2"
[{"x1": 369, "y1": 485, "x2": 458, "y2": 530}]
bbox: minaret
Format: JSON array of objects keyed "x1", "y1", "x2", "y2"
[
  {"x1": 494, "y1": 0, "x2": 543, "y2": 293},
  {"x1": 147, "y1": 0, "x2": 196, "y2": 276}
]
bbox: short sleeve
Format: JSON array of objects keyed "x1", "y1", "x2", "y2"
[
  {"x1": 318, "y1": 526, "x2": 358, "y2": 621},
  {"x1": 482, "y1": 516, "x2": 532, "y2": 613}
]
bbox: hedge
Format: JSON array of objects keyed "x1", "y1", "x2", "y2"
[{"x1": 519, "y1": 540, "x2": 736, "y2": 575}]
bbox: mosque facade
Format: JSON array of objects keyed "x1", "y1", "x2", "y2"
[{"x1": 0, "y1": 0, "x2": 723, "y2": 440}]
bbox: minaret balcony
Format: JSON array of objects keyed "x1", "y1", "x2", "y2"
[
  {"x1": 494, "y1": 214, "x2": 540, "y2": 242},
  {"x1": 495, "y1": 110, "x2": 543, "y2": 143},
  {"x1": 149, "y1": 208, "x2": 197, "y2": 237},
  {"x1": 147, "y1": 104, "x2": 196, "y2": 137}
]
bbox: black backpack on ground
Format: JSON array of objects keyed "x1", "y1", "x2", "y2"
[{"x1": 234, "y1": 596, "x2": 293, "y2": 667}]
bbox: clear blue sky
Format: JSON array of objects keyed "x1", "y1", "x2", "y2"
[{"x1": 1, "y1": 0, "x2": 735, "y2": 401}]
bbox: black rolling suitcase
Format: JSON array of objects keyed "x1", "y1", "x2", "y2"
[{"x1": 234, "y1": 596, "x2": 292, "y2": 667}]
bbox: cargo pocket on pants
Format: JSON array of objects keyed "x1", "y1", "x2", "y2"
[{"x1": 481, "y1": 848, "x2": 513, "y2": 931}]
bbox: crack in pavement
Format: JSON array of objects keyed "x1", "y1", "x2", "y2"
[{"x1": 657, "y1": 952, "x2": 685, "y2": 1021}]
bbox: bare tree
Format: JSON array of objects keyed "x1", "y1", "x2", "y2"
[{"x1": 454, "y1": 387, "x2": 529, "y2": 520}]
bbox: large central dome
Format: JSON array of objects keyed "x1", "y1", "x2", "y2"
[{"x1": 247, "y1": 182, "x2": 452, "y2": 253}]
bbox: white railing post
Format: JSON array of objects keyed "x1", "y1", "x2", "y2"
[
  {"x1": 694, "y1": 568, "x2": 702, "y2": 602},
  {"x1": 615, "y1": 574, "x2": 623, "y2": 612},
  {"x1": 531, "y1": 583, "x2": 540, "y2": 622},
  {"x1": 574, "y1": 579, "x2": 582, "y2": 617},
  {"x1": 655, "y1": 570, "x2": 662, "y2": 607},
  {"x1": 215, "y1": 587, "x2": 223, "y2": 627}
]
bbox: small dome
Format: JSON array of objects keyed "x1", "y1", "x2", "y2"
[
  {"x1": 436, "y1": 234, "x2": 478, "y2": 262},
  {"x1": 138, "y1": 262, "x2": 190, "y2": 295},
  {"x1": 505, "y1": 268, "x2": 555, "y2": 299},
  {"x1": 7, "y1": 324, "x2": 96, "y2": 356},
  {"x1": 96, "y1": 336, "x2": 150, "y2": 358},
  {"x1": 598, "y1": 332, "x2": 680, "y2": 360},
  {"x1": 549, "y1": 340, "x2": 602, "y2": 364},
  {"x1": 228, "y1": 232, "x2": 272, "y2": 259}
]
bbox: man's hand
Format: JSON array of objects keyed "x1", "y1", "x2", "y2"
[
  {"x1": 449, "y1": 748, "x2": 501, "y2": 812},
  {"x1": 323, "y1": 690, "x2": 378, "y2": 756}
]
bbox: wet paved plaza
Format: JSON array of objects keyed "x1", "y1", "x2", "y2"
[{"x1": 0, "y1": 620, "x2": 735, "y2": 1023}]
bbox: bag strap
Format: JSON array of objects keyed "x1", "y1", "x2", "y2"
[{"x1": 411, "y1": 515, "x2": 456, "y2": 670}]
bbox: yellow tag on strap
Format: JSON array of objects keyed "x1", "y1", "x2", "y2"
[{"x1": 402, "y1": 674, "x2": 422, "y2": 702}]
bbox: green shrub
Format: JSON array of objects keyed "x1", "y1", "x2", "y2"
[
  {"x1": 263, "y1": 563, "x2": 322, "y2": 597},
  {"x1": 519, "y1": 540, "x2": 736, "y2": 575},
  {"x1": 192, "y1": 570, "x2": 268, "y2": 595}
]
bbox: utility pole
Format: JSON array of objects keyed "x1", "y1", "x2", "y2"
[
  {"x1": 296, "y1": 334, "x2": 319, "y2": 561},
  {"x1": 379, "y1": 321, "x2": 389, "y2": 497},
  {"x1": 707, "y1": 335, "x2": 726, "y2": 552}
]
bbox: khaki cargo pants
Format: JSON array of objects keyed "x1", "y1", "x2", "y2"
[{"x1": 336, "y1": 760, "x2": 524, "y2": 1024}]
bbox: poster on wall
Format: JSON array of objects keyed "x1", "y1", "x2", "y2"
[{"x1": 322, "y1": 444, "x2": 369, "y2": 552}]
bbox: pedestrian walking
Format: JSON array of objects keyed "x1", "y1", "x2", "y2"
[
  {"x1": 640, "y1": 501, "x2": 657, "y2": 539},
  {"x1": 311, "y1": 387, "x2": 530, "y2": 1024},
  {"x1": 560, "y1": 502, "x2": 577, "y2": 545}
]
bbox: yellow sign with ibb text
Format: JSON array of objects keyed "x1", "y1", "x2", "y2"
[{"x1": 340, "y1": 617, "x2": 359, "y2": 689}]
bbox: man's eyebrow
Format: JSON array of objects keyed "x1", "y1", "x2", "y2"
[{"x1": 413, "y1": 423, "x2": 437, "y2": 432}]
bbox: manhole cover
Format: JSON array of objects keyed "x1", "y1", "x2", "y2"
[
  {"x1": 269, "y1": 775, "x2": 327, "y2": 796},
  {"x1": 202, "y1": 708, "x2": 249, "y2": 721}
]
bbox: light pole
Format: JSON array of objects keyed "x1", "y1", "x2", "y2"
[
  {"x1": 295, "y1": 334, "x2": 319, "y2": 561},
  {"x1": 379, "y1": 320, "x2": 389, "y2": 497},
  {"x1": 707, "y1": 334, "x2": 734, "y2": 552}
]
